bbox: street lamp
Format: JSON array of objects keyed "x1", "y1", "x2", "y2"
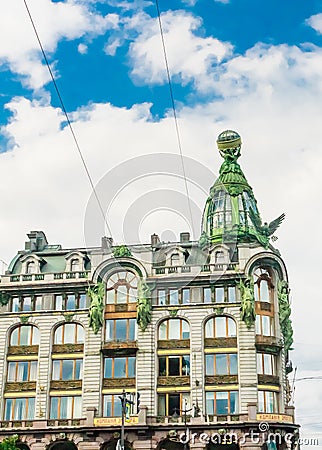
[{"x1": 117, "y1": 390, "x2": 135, "y2": 450}]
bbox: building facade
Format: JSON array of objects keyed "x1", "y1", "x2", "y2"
[{"x1": 0, "y1": 131, "x2": 299, "y2": 450}]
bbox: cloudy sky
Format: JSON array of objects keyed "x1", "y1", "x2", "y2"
[{"x1": 1, "y1": 0, "x2": 322, "y2": 442}]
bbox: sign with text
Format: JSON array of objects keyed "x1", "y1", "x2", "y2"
[
  {"x1": 257, "y1": 413, "x2": 293, "y2": 423},
  {"x1": 94, "y1": 417, "x2": 138, "y2": 426}
]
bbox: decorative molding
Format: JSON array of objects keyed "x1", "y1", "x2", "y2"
[
  {"x1": 204, "y1": 337, "x2": 237, "y2": 348},
  {"x1": 8, "y1": 345, "x2": 39, "y2": 356},
  {"x1": 157, "y1": 376, "x2": 190, "y2": 387},
  {"x1": 52, "y1": 344, "x2": 84, "y2": 354},
  {"x1": 205, "y1": 375, "x2": 238, "y2": 385},
  {"x1": 158, "y1": 339, "x2": 190, "y2": 349}
]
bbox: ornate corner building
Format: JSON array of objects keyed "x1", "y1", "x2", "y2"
[{"x1": 0, "y1": 131, "x2": 299, "y2": 450}]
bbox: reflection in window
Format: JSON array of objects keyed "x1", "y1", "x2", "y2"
[
  {"x1": 258, "y1": 391, "x2": 278, "y2": 413},
  {"x1": 255, "y1": 315, "x2": 274, "y2": 337},
  {"x1": 158, "y1": 393, "x2": 190, "y2": 416},
  {"x1": 7, "y1": 361, "x2": 37, "y2": 382},
  {"x1": 205, "y1": 354, "x2": 238, "y2": 376},
  {"x1": 205, "y1": 316, "x2": 237, "y2": 338},
  {"x1": 50, "y1": 396, "x2": 82, "y2": 419},
  {"x1": 104, "y1": 356, "x2": 136, "y2": 378},
  {"x1": 159, "y1": 356, "x2": 190, "y2": 376},
  {"x1": 4, "y1": 398, "x2": 35, "y2": 420},
  {"x1": 10, "y1": 326, "x2": 40, "y2": 346},
  {"x1": 206, "y1": 391, "x2": 238, "y2": 415},
  {"x1": 54, "y1": 323, "x2": 84, "y2": 344},
  {"x1": 158, "y1": 319, "x2": 190, "y2": 340},
  {"x1": 253, "y1": 267, "x2": 273, "y2": 303},
  {"x1": 52, "y1": 359, "x2": 83, "y2": 380},
  {"x1": 105, "y1": 319, "x2": 136, "y2": 341},
  {"x1": 257, "y1": 353, "x2": 276, "y2": 376},
  {"x1": 106, "y1": 271, "x2": 138, "y2": 304}
]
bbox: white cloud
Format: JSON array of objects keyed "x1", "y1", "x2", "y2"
[
  {"x1": 0, "y1": 1, "x2": 119, "y2": 89},
  {"x1": 306, "y1": 12, "x2": 322, "y2": 34},
  {"x1": 127, "y1": 11, "x2": 232, "y2": 90},
  {"x1": 78, "y1": 43, "x2": 88, "y2": 54}
]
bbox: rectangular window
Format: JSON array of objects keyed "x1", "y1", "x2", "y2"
[
  {"x1": 7, "y1": 361, "x2": 37, "y2": 382},
  {"x1": 182, "y1": 289, "x2": 190, "y2": 304},
  {"x1": 22, "y1": 297, "x2": 32, "y2": 312},
  {"x1": 4, "y1": 398, "x2": 35, "y2": 420},
  {"x1": 158, "y1": 356, "x2": 190, "y2": 376},
  {"x1": 104, "y1": 357, "x2": 136, "y2": 378},
  {"x1": 50, "y1": 396, "x2": 82, "y2": 419},
  {"x1": 103, "y1": 394, "x2": 129, "y2": 417},
  {"x1": 206, "y1": 391, "x2": 239, "y2": 415},
  {"x1": 215, "y1": 287, "x2": 225, "y2": 303},
  {"x1": 52, "y1": 359, "x2": 83, "y2": 381},
  {"x1": 257, "y1": 353, "x2": 275, "y2": 375},
  {"x1": 203, "y1": 288, "x2": 212, "y2": 303},
  {"x1": 228, "y1": 287, "x2": 236, "y2": 303},
  {"x1": 11, "y1": 297, "x2": 20, "y2": 312},
  {"x1": 206, "y1": 354, "x2": 237, "y2": 376},
  {"x1": 258, "y1": 391, "x2": 277, "y2": 413},
  {"x1": 158, "y1": 290, "x2": 166, "y2": 306},
  {"x1": 169, "y1": 290, "x2": 179, "y2": 305},
  {"x1": 157, "y1": 393, "x2": 190, "y2": 416}
]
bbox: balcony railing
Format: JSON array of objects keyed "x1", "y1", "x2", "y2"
[
  {"x1": 153, "y1": 263, "x2": 239, "y2": 276},
  {"x1": 3, "y1": 271, "x2": 90, "y2": 284}
]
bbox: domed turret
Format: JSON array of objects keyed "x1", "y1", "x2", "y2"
[{"x1": 200, "y1": 130, "x2": 283, "y2": 248}]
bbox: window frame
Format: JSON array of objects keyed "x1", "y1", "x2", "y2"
[
  {"x1": 4, "y1": 397, "x2": 35, "y2": 421},
  {"x1": 7, "y1": 361, "x2": 38, "y2": 382},
  {"x1": 205, "y1": 390, "x2": 239, "y2": 415},
  {"x1": 49, "y1": 395, "x2": 82, "y2": 419},
  {"x1": 205, "y1": 353, "x2": 238, "y2": 376},
  {"x1": 158, "y1": 319, "x2": 190, "y2": 340},
  {"x1": 54, "y1": 323, "x2": 85, "y2": 345},
  {"x1": 52, "y1": 359, "x2": 83, "y2": 381},
  {"x1": 205, "y1": 316, "x2": 237, "y2": 338},
  {"x1": 10, "y1": 325, "x2": 40, "y2": 346},
  {"x1": 105, "y1": 318, "x2": 137, "y2": 342},
  {"x1": 103, "y1": 356, "x2": 136, "y2": 379},
  {"x1": 157, "y1": 288, "x2": 191, "y2": 306},
  {"x1": 158, "y1": 355, "x2": 190, "y2": 377}
]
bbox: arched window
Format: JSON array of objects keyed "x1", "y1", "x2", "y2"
[
  {"x1": 158, "y1": 319, "x2": 190, "y2": 340},
  {"x1": 54, "y1": 323, "x2": 84, "y2": 344},
  {"x1": 26, "y1": 261, "x2": 36, "y2": 274},
  {"x1": 106, "y1": 270, "x2": 138, "y2": 304},
  {"x1": 215, "y1": 251, "x2": 225, "y2": 264},
  {"x1": 205, "y1": 316, "x2": 236, "y2": 338},
  {"x1": 10, "y1": 325, "x2": 40, "y2": 346},
  {"x1": 170, "y1": 253, "x2": 180, "y2": 266},
  {"x1": 71, "y1": 259, "x2": 80, "y2": 272},
  {"x1": 253, "y1": 267, "x2": 274, "y2": 303}
]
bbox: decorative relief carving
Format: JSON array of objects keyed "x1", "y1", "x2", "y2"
[
  {"x1": 8, "y1": 345, "x2": 39, "y2": 355},
  {"x1": 103, "y1": 378, "x2": 136, "y2": 388},
  {"x1": 204, "y1": 337, "x2": 237, "y2": 348},
  {"x1": 205, "y1": 375, "x2": 238, "y2": 385},
  {"x1": 158, "y1": 339, "x2": 190, "y2": 349},
  {"x1": 52, "y1": 344, "x2": 84, "y2": 354},
  {"x1": 157, "y1": 376, "x2": 190, "y2": 387}
]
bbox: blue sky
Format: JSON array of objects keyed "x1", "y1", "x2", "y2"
[{"x1": 1, "y1": 0, "x2": 322, "y2": 443}]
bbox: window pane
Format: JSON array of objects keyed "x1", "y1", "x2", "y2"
[
  {"x1": 266, "y1": 391, "x2": 275, "y2": 413},
  {"x1": 228, "y1": 287, "x2": 236, "y2": 303},
  {"x1": 128, "y1": 319, "x2": 136, "y2": 340},
  {"x1": 216, "y1": 354, "x2": 227, "y2": 375},
  {"x1": 104, "y1": 358, "x2": 112, "y2": 378},
  {"x1": 215, "y1": 317, "x2": 226, "y2": 338},
  {"x1": 20, "y1": 326, "x2": 30, "y2": 345},
  {"x1": 5, "y1": 399, "x2": 13, "y2": 421},
  {"x1": 35, "y1": 296, "x2": 42, "y2": 311},
  {"x1": 257, "y1": 354, "x2": 263, "y2": 374},
  {"x1": 169, "y1": 320, "x2": 180, "y2": 339},
  {"x1": 103, "y1": 395, "x2": 113, "y2": 417},
  {"x1": 11, "y1": 328, "x2": 19, "y2": 345},
  {"x1": 66, "y1": 295, "x2": 76, "y2": 310},
  {"x1": 182, "y1": 289, "x2": 190, "y2": 304},
  {"x1": 27, "y1": 398, "x2": 35, "y2": 419},
  {"x1": 255, "y1": 315, "x2": 261, "y2": 334},
  {"x1": 206, "y1": 392, "x2": 214, "y2": 415},
  {"x1": 158, "y1": 290, "x2": 166, "y2": 306},
  {"x1": 128, "y1": 357, "x2": 135, "y2": 377},
  {"x1": 22, "y1": 297, "x2": 32, "y2": 312},
  {"x1": 115, "y1": 320, "x2": 126, "y2": 340},
  {"x1": 168, "y1": 394, "x2": 180, "y2": 416},
  {"x1": 159, "y1": 357, "x2": 166, "y2": 376},
  {"x1": 74, "y1": 396, "x2": 82, "y2": 418},
  {"x1": 12, "y1": 298, "x2": 20, "y2": 312},
  {"x1": 205, "y1": 355, "x2": 214, "y2": 376},
  {"x1": 114, "y1": 396, "x2": 122, "y2": 416},
  {"x1": 168, "y1": 357, "x2": 180, "y2": 376},
  {"x1": 258, "y1": 391, "x2": 265, "y2": 412},
  {"x1": 216, "y1": 391, "x2": 228, "y2": 415},
  {"x1": 205, "y1": 319, "x2": 213, "y2": 338},
  {"x1": 264, "y1": 354, "x2": 272, "y2": 375},
  {"x1": 52, "y1": 360, "x2": 60, "y2": 380},
  {"x1": 204, "y1": 288, "x2": 212, "y2": 303},
  {"x1": 182, "y1": 356, "x2": 190, "y2": 375},
  {"x1": 106, "y1": 290, "x2": 115, "y2": 304},
  {"x1": 169, "y1": 290, "x2": 179, "y2": 305},
  {"x1": 7, "y1": 362, "x2": 16, "y2": 381},
  {"x1": 50, "y1": 397, "x2": 59, "y2": 419},
  {"x1": 159, "y1": 321, "x2": 166, "y2": 339},
  {"x1": 14, "y1": 398, "x2": 26, "y2": 420},
  {"x1": 158, "y1": 395, "x2": 166, "y2": 416},
  {"x1": 79, "y1": 294, "x2": 87, "y2": 309},
  {"x1": 227, "y1": 318, "x2": 236, "y2": 337},
  {"x1": 64, "y1": 324, "x2": 75, "y2": 343},
  {"x1": 18, "y1": 361, "x2": 29, "y2": 381},
  {"x1": 75, "y1": 360, "x2": 82, "y2": 379},
  {"x1": 230, "y1": 391, "x2": 239, "y2": 414},
  {"x1": 55, "y1": 295, "x2": 63, "y2": 310},
  {"x1": 215, "y1": 287, "x2": 225, "y2": 303},
  {"x1": 55, "y1": 326, "x2": 63, "y2": 344},
  {"x1": 182, "y1": 321, "x2": 190, "y2": 339},
  {"x1": 260, "y1": 280, "x2": 270, "y2": 302},
  {"x1": 230, "y1": 354, "x2": 238, "y2": 375},
  {"x1": 77, "y1": 325, "x2": 85, "y2": 343},
  {"x1": 262, "y1": 316, "x2": 271, "y2": 336},
  {"x1": 32, "y1": 327, "x2": 40, "y2": 345},
  {"x1": 62, "y1": 360, "x2": 74, "y2": 380},
  {"x1": 114, "y1": 358, "x2": 126, "y2": 377},
  {"x1": 116, "y1": 285, "x2": 127, "y2": 304},
  {"x1": 105, "y1": 320, "x2": 113, "y2": 340}
]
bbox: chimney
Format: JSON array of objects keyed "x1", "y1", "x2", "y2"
[
  {"x1": 25, "y1": 231, "x2": 48, "y2": 251},
  {"x1": 151, "y1": 234, "x2": 160, "y2": 247},
  {"x1": 180, "y1": 232, "x2": 190, "y2": 242}
]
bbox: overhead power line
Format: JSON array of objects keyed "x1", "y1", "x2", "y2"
[
  {"x1": 23, "y1": 0, "x2": 113, "y2": 238},
  {"x1": 155, "y1": 0, "x2": 195, "y2": 237}
]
